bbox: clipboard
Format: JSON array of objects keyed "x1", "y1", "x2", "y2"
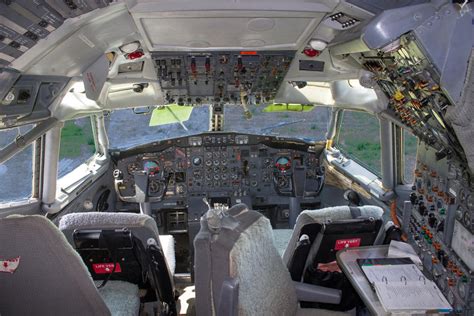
[
  {"x1": 356, "y1": 257, "x2": 428, "y2": 292},
  {"x1": 356, "y1": 257, "x2": 452, "y2": 313}
]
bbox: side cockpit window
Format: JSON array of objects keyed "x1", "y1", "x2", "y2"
[
  {"x1": 0, "y1": 125, "x2": 34, "y2": 204},
  {"x1": 403, "y1": 129, "x2": 418, "y2": 184},
  {"x1": 58, "y1": 116, "x2": 96, "y2": 178},
  {"x1": 335, "y1": 110, "x2": 382, "y2": 176}
]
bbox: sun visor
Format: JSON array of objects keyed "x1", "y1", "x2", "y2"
[{"x1": 82, "y1": 55, "x2": 109, "y2": 101}]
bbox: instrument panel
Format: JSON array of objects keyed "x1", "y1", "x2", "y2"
[
  {"x1": 405, "y1": 142, "x2": 474, "y2": 315},
  {"x1": 360, "y1": 33, "x2": 466, "y2": 164},
  {"x1": 152, "y1": 51, "x2": 294, "y2": 105},
  {"x1": 112, "y1": 133, "x2": 325, "y2": 206}
]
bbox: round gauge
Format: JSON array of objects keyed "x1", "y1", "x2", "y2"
[
  {"x1": 143, "y1": 160, "x2": 160, "y2": 175},
  {"x1": 275, "y1": 157, "x2": 291, "y2": 171},
  {"x1": 463, "y1": 210, "x2": 471, "y2": 227},
  {"x1": 148, "y1": 180, "x2": 163, "y2": 194},
  {"x1": 176, "y1": 184, "x2": 186, "y2": 195},
  {"x1": 456, "y1": 206, "x2": 464, "y2": 221},
  {"x1": 277, "y1": 176, "x2": 288, "y2": 188},
  {"x1": 127, "y1": 162, "x2": 139, "y2": 174}
]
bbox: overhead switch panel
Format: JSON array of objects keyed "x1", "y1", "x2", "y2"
[{"x1": 152, "y1": 51, "x2": 294, "y2": 105}]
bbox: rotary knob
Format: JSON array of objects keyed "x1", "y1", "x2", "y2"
[{"x1": 193, "y1": 157, "x2": 202, "y2": 166}]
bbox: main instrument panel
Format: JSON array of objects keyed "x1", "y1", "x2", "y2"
[
  {"x1": 111, "y1": 133, "x2": 325, "y2": 207},
  {"x1": 404, "y1": 143, "x2": 473, "y2": 315}
]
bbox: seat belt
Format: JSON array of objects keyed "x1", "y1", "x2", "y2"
[
  {"x1": 349, "y1": 207, "x2": 362, "y2": 219},
  {"x1": 97, "y1": 230, "x2": 122, "y2": 288}
]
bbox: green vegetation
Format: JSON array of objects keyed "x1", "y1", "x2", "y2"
[
  {"x1": 336, "y1": 111, "x2": 382, "y2": 175},
  {"x1": 404, "y1": 130, "x2": 418, "y2": 183},
  {"x1": 59, "y1": 119, "x2": 95, "y2": 159},
  {"x1": 404, "y1": 131, "x2": 417, "y2": 156}
]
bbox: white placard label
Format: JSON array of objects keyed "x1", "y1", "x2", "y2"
[{"x1": 452, "y1": 221, "x2": 474, "y2": 271}]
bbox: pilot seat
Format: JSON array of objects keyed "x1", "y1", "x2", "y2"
[{"x1": 59, "y1": 212, "x2": 177, "y2": 316}]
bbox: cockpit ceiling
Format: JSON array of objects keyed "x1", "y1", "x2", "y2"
[{"x1": 133, "y1": 14, "x2": 324, "y2": 51}]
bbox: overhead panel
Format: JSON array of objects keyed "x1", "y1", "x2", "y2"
[{"x1": 152, "y1": 51, "x2": 294, "y2": 105}]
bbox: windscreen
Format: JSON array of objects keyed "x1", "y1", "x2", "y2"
[
  {"x1": 224, "y1": 104, "x2": 329, "y2": 142},
  {"x1": 106, "y1": 105, "x2": 210, "y2": 149},
  {"x1": 106, "y1": 104, "x2": 329, "y2": 150}
]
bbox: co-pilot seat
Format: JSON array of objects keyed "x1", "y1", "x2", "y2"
[
  {"x1": 59, "y1": 212, "x2": 177, "y2": 316},
  {"x1": 281, "y1": 205, "x2": 384, "y2": 311},
  {"x1": 283, "y1": 205, "x2": 384, "y2": 282},
  {"x1": 194, "y1": 203, "x2": 350, "y2": 316}
]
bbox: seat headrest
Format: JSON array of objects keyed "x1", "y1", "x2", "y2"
[
  {"x1": 203, "y1": 203, "x2": 249, "y2": 234},
  {"x1": 0, "y1": 215, "x2": 111, "y2": 315},
  {"x1": 302, "y1": 205, "x2": 384, "y2": 223}
]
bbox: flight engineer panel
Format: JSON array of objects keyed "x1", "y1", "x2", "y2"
[{"x1": 404, "y1": 144, "x2": 474, "y2": 314}]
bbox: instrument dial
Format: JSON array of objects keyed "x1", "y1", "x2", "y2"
[
  {"x1": 176, "y1": 184, "x2": 186, "y2": 195},
  {"x1": 149, "y1": 180, "x2": 163, "y2": 194},
  {"x1": 143, "y1": 160, "x2": 160, "y2": 175},
  {"x1": 127, "y1": 162, "x2": 140, "y2": 174},
  {"x1": 275, "y1": 157, "x2": 291, "y2": 171}
]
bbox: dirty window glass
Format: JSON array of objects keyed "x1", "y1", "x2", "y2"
[
  {"x1": 404, "y1": 129, "x2": 418, "y2": 184},
  {"x1": 59, "y1": 117, "x2": 96, "y2": 178},
  {"x1": 336, "y1": 110, "x2": 381, "y2": 176},
  {"x1": 0, "y1": 125, "x2": 34, "y2": 203}
]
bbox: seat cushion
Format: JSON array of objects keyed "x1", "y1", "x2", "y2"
[{"x1": 96, "y1": 281, "x2": 140, "y2": 316}]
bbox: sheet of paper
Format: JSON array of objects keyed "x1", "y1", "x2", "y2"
[
  {"x1": 361, "y1": 263, "x2": 425, "y2": 284},
  {"x1": 373, "y1": 280, "x2": 452, "y2": 313},
  {"x1": 388, "y1": 240, "x2": 423, "y2": 267}
]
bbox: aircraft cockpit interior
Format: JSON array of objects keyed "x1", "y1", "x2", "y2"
[{"x1": 0, "y1": 1, "x2": 473, "y2": 315}]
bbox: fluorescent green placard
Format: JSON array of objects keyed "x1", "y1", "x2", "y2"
[
  {"x1": 263, "y1": 104, "x2": 314, "y2": 112},
  {"x1": 149, "y1": 105, "x2": 193, "y2": 127}
]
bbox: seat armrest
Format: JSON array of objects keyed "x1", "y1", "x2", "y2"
[
  {"x1": 217, "y1": 278, "x2": 239, "y2": 316},
  {"x1": 293, "y1": 281, "x2": 341, "y2": 305}
]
